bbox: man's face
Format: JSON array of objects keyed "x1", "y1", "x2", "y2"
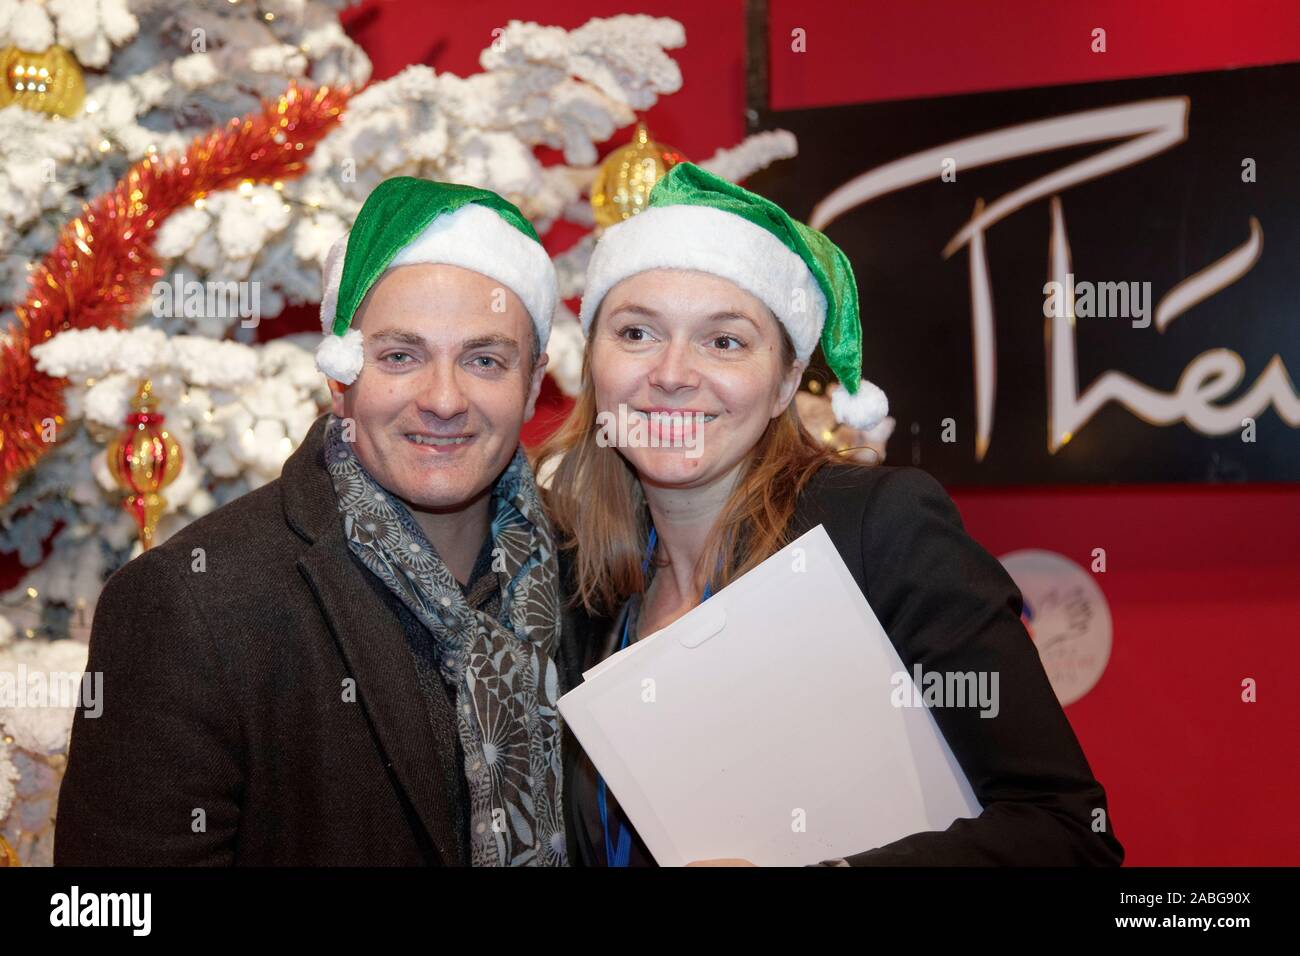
[{"x1": 330, "y1": 263, "x2": 548, "y2": 513}]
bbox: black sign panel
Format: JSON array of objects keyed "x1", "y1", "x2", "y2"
[{"x1": 750, "y1": 62, "x2": 1300, "y2": 484}]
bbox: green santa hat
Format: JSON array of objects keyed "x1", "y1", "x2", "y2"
[
  {"x1": 317, "y1": 176, "x2": 558, "y2": 384},
  {"x1": 578, "y1": 161, "x2": 887, "y2": 431}
]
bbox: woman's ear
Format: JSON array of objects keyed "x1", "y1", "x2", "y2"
[{"x1": 772, "y1": 357, "x2": 808, "y2": 419}]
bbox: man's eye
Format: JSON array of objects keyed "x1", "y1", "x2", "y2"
[
  {"x1": 470, "y1": 355, "x2": 503, "y2": 369},
  {"x1": 381, "y1": 351, "x2": 413, "y2": 365}
]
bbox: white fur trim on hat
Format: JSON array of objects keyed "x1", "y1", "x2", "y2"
[
  {"x1": 318, "y1": 230, "x2": 349, "y2": 335},
  {"x1": 578, "y1": 204, "x2": 827, "y2": 360},
  {"x1": 315, "y1": 231, "x2": 361, "y2": 382},
  {"x1": 389, "y1": 202, "x2": 557, "y2": 349},
  {"x1": 830, "y1": 378, "x2": 889, "y2": 432}
]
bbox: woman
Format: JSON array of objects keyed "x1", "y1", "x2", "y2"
[{"x1": 539, "y1": 162, "x2": 1123, "y2": 867}]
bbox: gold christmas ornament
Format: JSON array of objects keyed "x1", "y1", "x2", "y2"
[
  {"x1": 590, "y1": 123, "x2": 685, "y2": 230},
  {"x1": 795, "y1": 388, "x2": 890, "y2": 465},
  {"x1": 0, "y1": 45, "x2": 86, "y2": 117},
  {"x1": 0, "y1": 835, "x2": 19, "y2": 866},
  {"x1": 106, "y1": 381, "x2": 182, "y2": 550}
]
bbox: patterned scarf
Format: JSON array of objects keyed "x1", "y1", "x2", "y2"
[{"x1": 323, "y1": 416, "x2": 567, "y2": 866}]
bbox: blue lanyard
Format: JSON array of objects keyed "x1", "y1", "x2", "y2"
[{"x1": 597, "y1": 527, "x2": 713, "y2": 866}]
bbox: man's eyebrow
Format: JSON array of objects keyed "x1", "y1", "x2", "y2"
[
  {"x1": 368, "y1": 328, "x2": 427, "y2": 347},
  {"x1": 366, "y1": 330, "x2": 521, "y2": 352},
  {"x1": 461, "y1": 333, "x2": 520, "y2": 351}
]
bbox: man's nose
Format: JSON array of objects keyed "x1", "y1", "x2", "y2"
[
  {"x1": 414, "y1": 360, "x2": 471, "y2": 419},
  {"x1": 647, "y1": 339, "x2": 700, "y2": 393}
]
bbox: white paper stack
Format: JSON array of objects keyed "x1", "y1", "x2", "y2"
[{"x1": 557, "y1": 524, "x2": 982, "y2": 866}]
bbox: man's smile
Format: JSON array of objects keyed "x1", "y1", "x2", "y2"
[{"x1": 404, "y1": 431, "x2": 476, "y2": 451}]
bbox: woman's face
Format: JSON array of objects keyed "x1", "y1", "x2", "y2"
[{"x1": 590, "y1": 269, "x2": 805, "y2": 492}]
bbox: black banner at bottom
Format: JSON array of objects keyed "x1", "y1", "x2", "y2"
[{"x1": 3, "y1": 865, "x2": 1290, "y2": 941}]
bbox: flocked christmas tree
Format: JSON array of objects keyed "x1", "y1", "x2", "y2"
[{"x1": 0, "y1": 0, "x2": 812, "y2": 865}]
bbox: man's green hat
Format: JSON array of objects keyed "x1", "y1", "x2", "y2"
[{"x1": 316, "y1": 176, "x2": 558, "y2": 384}]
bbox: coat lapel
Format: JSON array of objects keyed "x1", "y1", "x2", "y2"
[
  {"x1": 284, "y1": 415, "x2": 464, "y2": 865},
  {"x1": 297, "y1": 540, "x2": 465, "y2": 864}
]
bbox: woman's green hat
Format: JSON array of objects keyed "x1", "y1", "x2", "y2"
[{"x1": 578, "y1": 162, "x2": 887, "y2": 431}]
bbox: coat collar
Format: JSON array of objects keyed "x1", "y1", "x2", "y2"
[
  {"x1": 284, "y1": 413, "x2": 465, "y2": 864},
  {"x1": 281, "y1": 413, "x2": 344, "y2": 545}
]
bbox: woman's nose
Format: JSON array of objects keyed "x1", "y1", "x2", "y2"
[{"x1": 647, "y1": 339, "x2": 699, "y2": 393}]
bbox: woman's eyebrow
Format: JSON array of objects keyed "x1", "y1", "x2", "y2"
[
  {"x1": 707, "y1": 311, "x2": 760, "y2": 329},
  {"x1": 606, "y1": 304, "x2": 660, "y2": 319},
  {"x1": 607, "y1": 305, "x2": 759, "y2": 328}
]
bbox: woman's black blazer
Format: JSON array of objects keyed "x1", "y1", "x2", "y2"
[{"x1": 557, "y1": 463, "x2": 1124, "y2": 866}]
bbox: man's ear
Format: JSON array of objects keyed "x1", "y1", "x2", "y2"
[
  {"x1": 772, "y1": 357, "x2": 808, "y2": 419},
  {"x1": 523, "y1": 352, "x2": 549, "y2": 423},
  {"x1": 328, "y1": 378, "x2": 348, "y2": 418}
]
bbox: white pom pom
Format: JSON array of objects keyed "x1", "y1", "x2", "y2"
[
  {"x1": 315, "y1": 329, "x2": 364, "y2": 384},
  {"x1": 830, "y1": 378, "x2": 889, "y2": 431}
]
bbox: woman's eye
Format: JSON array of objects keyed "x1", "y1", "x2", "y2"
[
  {"x1": 711, "y1": 335, "x2": 744, "y2": 350},
  {"x1": 619, "y1": 326, "x2": 649, "y2": 343}
]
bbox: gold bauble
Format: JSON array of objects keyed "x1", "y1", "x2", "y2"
[
  {"x1": 590, "y1": 123, "x2": 685, "y2": 230},
  {"x1": 106, "y1": 380, "x2": 183, "y2": 550},
  {"x1": 0, "y1": 46, "x2": 86, "y2": 117}
]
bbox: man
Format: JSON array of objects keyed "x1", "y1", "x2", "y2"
[{"x1": 55, "y1": 177, "x2": 567, "y2": 866}]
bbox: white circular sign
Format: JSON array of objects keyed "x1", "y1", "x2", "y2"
[{"x1": 998, "y1": 549, "x2": 1112, "y2": 706}]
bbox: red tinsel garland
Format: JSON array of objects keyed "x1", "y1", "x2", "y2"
[{"x1": 0, "y1": 81, "x2": 350, "y2": 501}]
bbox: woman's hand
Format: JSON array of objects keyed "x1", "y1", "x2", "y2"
[{"x1": 685, "y1": 858, "x2": 757, "y2": 866}]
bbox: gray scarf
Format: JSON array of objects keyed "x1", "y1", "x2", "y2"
[{"x1": 324, "y1": 416, "x2": 566, "y2": 866}]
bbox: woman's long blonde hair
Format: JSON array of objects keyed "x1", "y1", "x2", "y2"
[{"x1": 534, "y1": 312, "x2": 856, "y2": 619}]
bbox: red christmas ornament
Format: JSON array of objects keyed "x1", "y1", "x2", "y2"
[{"x1": 0, "y1": 81, "x2": 350, "y2": 501}]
